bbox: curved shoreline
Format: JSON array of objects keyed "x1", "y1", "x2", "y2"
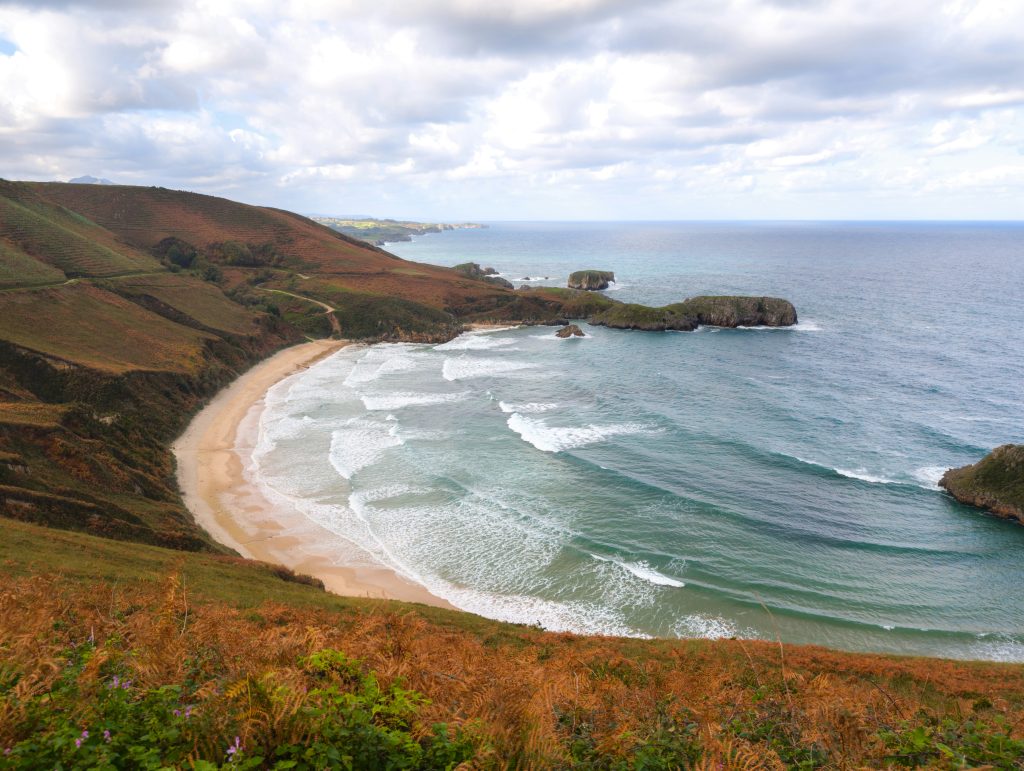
[{"x1": 172, "y1": 339, "x2": 455, "y2": 609}]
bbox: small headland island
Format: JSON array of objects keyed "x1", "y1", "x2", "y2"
[
  {"x1": 2, "y1": 180, "x2": 1023, "y2": 767},
  {"x1": 941, "y1": 444, "x2": 1024, "y2": 525}
]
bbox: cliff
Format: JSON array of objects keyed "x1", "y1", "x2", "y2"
[
  {"x1": 940, "y1": 444, "x2": 1024, "y2": 524},
  {"x1": 589, "y1": 296, "x2": 797, "y2": 331}
]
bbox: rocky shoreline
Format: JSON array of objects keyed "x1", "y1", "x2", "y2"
[{"x1": 940, "y1": 444, "x2": 1024, "y2": 525}]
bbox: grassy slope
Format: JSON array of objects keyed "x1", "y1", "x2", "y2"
[
  {"x1": 0, "y1": 283, "x2": 214, "y2": 374},
  {"x1": 2, "y1": 517, "x2": 1023, "y2": 768}
]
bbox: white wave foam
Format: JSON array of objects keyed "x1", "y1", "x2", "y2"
[
  {"x1": 343, "y1": 352, "x2": 419, "y2": 386},
  {"x1": 912, "y1": 465, "x2": 946, "y2": 489},
  {"x1": 834, "y1": 467, "x2": 899, "y2": 484},
  {"x1": 442, "y1": 357, "x2": 537, "y2": 381},
  {"x1": 328, "y1": 419, "x2": 404, "y2": 479},
  {"x1": 591, "y1": 554, "x2": 685, "y2": 588},
  {"x1": 508, "y1": 413, "x2": 655, "y2": 453},
  {"x1": 360, "y1": 391, "x2": 470, "y2": 411},
  {"x1": 498, "y1": 401, "x2": 557, "y2": 414},
  {"x1": 669, "y1": 614, "x2": 744, "y2": 640},
  {"x1": 435, "y1": 333, "x2": 518, "y2": 351}
]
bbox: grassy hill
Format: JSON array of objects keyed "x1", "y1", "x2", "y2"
[
  {"x1": 2, "y1": 181, "x2": 1023, "y2": 767},
  {"x1": 2, "y1": 517, "x2": 1023, "y2": 769}
]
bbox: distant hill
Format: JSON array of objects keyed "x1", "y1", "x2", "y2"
[{"x1": 67, "y1": 175, "x2": 115, "y2": 185}]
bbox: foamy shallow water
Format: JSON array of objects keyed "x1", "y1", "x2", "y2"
[{"x1": 248, "y1": 222, "x2": 1024, "y2": 661}]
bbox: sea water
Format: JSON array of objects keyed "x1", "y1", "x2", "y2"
[{"x1": 250, "y1": 222, "x2": 1024, "y2": 661}]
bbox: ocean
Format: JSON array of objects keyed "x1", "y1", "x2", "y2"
[{"x1": 249, "y1": 222, "x2": 1024, "y2": 661}]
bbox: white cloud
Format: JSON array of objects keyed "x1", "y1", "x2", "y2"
[{"x1": 0, "y1": 0, "x2": 1022, "y2": 218}]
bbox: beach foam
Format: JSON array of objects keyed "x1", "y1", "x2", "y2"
[
  {"x1": 498, "y1": 401, "x2": 558, "y2": 414},
  {"x1": 442, "y1": 357, "x2": 537, "y2": 381},
  {"x1": 360, "y1": 390, "x2": 470, "y2": 411},
  {"x1": 435, "y1": 333, "x2": 518, "y2": 351},
  {"x1": 507, "y1": 413, "x2": 655, "y2": 453},
  {"x1": 591, "y1": 554, "x2": 685, "y2": 588},
  {"x1": 328, "y1": 418, "x2": 404, "y2": 479}
]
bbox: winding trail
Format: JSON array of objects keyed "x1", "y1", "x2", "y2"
[{"x1": 256, "y1": 287, "x2": 341, "y2": 337}]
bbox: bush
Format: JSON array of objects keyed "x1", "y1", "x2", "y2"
[{"x1": 0, "y1": 643, "x2": 475, "y2": 769}]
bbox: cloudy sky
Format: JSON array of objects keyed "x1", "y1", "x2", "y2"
[{"x1": 1, "y1": 0, "x2": 1022, "y2": 219}]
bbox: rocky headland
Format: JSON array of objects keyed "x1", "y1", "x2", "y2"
[
  {"x1": 568, "y1": 269, "x2": 615, "y2": 290},
  {"x1": 940, "y1": 444, "x2": 1024, "y2": 525},
  {"x1": 453, "y1": 261, "x2": 514, "y2": 288},
  {"x1": 588, "y1": 295, "x2": 797, "y2": 331}
]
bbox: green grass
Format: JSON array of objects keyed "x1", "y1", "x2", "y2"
[
  {"x1": 0, "y1": 195, "x2": 159, "y2": 279},
  {"x1": 110, "y1": 273, "x2": 259, "y2": 337},
  {"x1": 0, "y1": 283, "x2": 213, "y2": 373},
  {"x1": 0, "y1": 242, "x2": 66, "y2": 289}
]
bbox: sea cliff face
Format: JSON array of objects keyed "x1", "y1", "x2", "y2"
[
  {"x1": 940, "y1": 444, "x2": 1024, "y2": 524},
  {"x1": 588, "y1": 296, "x2": 797, "y2": 332}
]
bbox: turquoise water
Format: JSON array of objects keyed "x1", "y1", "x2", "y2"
[{"x1": 252, "y1": 222, "x2": 1024, "y2": 661}]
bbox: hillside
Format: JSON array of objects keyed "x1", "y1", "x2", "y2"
[
  {"x1": 2, "y1": 517, "x2": 1023, "y2": 769},
  {"x1": 3, "y1": 182, "x2": 1022, "y2": 767}
]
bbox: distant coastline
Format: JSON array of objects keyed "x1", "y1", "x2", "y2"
[{"x1": 311, "y1": 216, "x2": 486, "y2": 246}]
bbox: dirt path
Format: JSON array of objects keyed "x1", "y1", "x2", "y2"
[{"x1": 256, "y1": 287, "x2": 341, "y2": 336}]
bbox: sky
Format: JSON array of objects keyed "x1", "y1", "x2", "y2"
[{"x1": 0, "y1": 0, "x2": 1022, "y2": 220}]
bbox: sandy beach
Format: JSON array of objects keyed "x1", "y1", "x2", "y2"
[{"x1": 173, "y1": 339, "x2": 455, "y2": 608}]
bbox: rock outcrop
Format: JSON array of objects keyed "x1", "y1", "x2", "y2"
[
  {"x1": 568, "y1": 270, "x2": 615, "y2": 290},
  {"x1": 588, "y1": 296, "x2": 797, "y2": 332},
  {"x1": 940, "y1": 444, "x2": 1024, "y2": 525},
  {"x1": 453, "y1": 262, "x2": 513, "y2": 288},
  {"x1": 555, "y1": 324, "x2": 585, "y2": 338}
]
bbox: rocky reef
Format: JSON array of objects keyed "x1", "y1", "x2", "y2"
[
  {"x1": 568, "y1": 270, "x2": 615, "y2": 290},
  {"x1": 453, "y1": 262, "x2": 513, "y2": 289},
  {"x1": 940, "y1": 444, "x2": 1024, "y2": 524},
  {"x1": 589, "y1": 296, "x2": 797, "y2": 331},
  {"x1": 555, "y1": 323, "x2": 585, "y2": 338}
]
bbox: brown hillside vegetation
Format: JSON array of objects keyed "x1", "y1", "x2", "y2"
[{"x1": 2, "y1": 519, "x2": 1024, "y2": 769}]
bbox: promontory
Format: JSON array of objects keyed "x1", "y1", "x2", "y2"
[{"x1": 940, "y1": 444, "x2": 1024, "y2": 525}]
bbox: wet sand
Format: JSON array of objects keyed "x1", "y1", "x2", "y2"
[{"x1": 172, "y1": 339, "x2": 455, "y2": 608}]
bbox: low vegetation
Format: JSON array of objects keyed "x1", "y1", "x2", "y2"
[{"x1": 2, "y1": 520, "x2": 1024, "y2": 769}]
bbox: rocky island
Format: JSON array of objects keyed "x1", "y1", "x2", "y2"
[
  {"x1": 568, "y1": 269, "x2": 615, "y2": 290},
  {"x1": 586, "y1": 295, "x2": 797, "y2": 331},
  {"x1": 555, "y1": 323, "x2": 586, "y2": 338},
  {"x1": 940, "y1": 444, "x2": 1024, "y2": 525}
]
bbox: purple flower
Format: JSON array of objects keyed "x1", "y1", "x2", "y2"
[
  {"x1": 185, "y1": 706, "x2": 193, "y2": 718},
  {"x1": 75, "y1": 731, "x2": 88, "y2": 749},
  {"x1": 173, "y1": 709, "x2": 181, "y2": 717},
  {"x1": 226, "y1": 736, "x2": 242, "y2": 760},
  {"x1": 121, "y1": 680, "x2": 132, "y2": 690},
  {"x1": 103, "y1": 730, "x2": 111, "y2": 743},
  {"x1": 109, "y1": 676, "x2": 120, "y2": 689}
]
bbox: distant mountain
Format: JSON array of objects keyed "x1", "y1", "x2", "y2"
[{"x1": 67, "y1": 175, "x2": 115, "y2": 185}]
